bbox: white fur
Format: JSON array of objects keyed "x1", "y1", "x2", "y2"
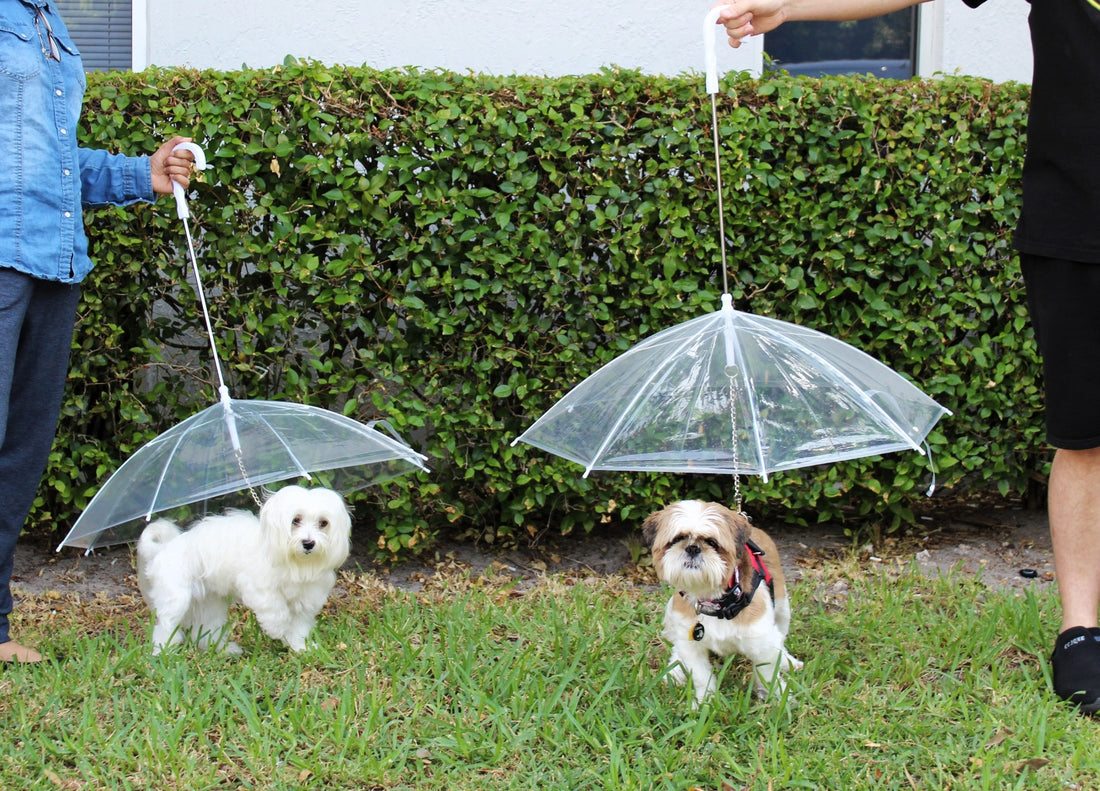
[
  {"x1": 661, "y1": 589, "x2": 801, "y2": 705},
  {"x1": 136, "y1": 485, "x2": 351, "y2": 655},
  {"x1": 644, "y1": 499, "x2": 803, "y2": 706}
]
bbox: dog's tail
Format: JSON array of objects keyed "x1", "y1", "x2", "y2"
[
  {"x1": 136, "y1": 519, "x2": 182, "y2": 597},
  {"x1": 138, "y1": 518, "x2": 181, "y2": 554}
]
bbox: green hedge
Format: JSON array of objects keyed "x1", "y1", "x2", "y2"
[{"x1": 38, "y1": 63, "x2": 1039, "y2": 557}]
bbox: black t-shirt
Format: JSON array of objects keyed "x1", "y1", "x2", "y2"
[{"x1": 965, "y1": 0, "x2": 1100, "y2": 263}]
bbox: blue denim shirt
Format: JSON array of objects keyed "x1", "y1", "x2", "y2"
[{"x1": 0, "y1": 0, "x2": 155, "y2": 283}]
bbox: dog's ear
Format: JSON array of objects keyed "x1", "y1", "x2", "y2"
[
  {"x1": 259, "y1": 487, "x2": 294, "y2": 534},
  {"x1": 641, "y1": 511, "x2": 663, "y2": 549},
  {"x1": 322, "y1": 490, "x2": 353, "y2": 534},
  {"x1": 717, "y1": 503, "x2": 751, "y2": 546}
]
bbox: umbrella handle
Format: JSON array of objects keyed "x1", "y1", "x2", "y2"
[
  {"x1": 171, "y1": 142, "x2": 209, "y2": 220},
  {"x1": 703, "y1": 6, "x2": 727, "y2": 95}
]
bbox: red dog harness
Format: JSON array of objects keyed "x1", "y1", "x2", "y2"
[{"x1": 692, "y1": 539, "x2": 774, "y2": 628}]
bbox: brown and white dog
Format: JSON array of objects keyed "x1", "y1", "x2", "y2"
[{"x1": 643, "y1": 500, "x2": 802, "y2": 704}]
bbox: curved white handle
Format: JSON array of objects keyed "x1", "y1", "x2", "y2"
[
  {"x1": 170, "y1": 142, "x2": 208, "y2": 220},
  {"x1": 704, "y1": 6, "x2": 727, "y2": 95}
]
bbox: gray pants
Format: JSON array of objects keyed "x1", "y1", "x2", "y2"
[{"x1": 0, "y1": 268, "x2": 81, "y2": 643}]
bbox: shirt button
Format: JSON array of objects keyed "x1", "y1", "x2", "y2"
[
  {"x1": 64, "y1": 211, "x2": 72, "y2": 218},
  {"x1": 60, "y1": 128, "x2": 67, "y2": 135},
  {"x1": 63, "y1": 169, "x2": 70, "y2": 176},
  {"x1": 55, "y1": 89, "x2": 63, "y2": 96}
]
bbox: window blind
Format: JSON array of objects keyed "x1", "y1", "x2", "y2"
[{"x1": 56, "y1": 0, "x2": 132, "y2": 72}]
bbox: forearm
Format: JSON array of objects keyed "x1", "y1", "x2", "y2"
[
  {"x1": 715, "y1": 0, "x2": 929, "y2": 46},
  {"x1": 770, "y1": 0, "x2": 928, "y2": 23},
  {"x1": 77, "y1": 147, "x2": 154, "y2": 207}
]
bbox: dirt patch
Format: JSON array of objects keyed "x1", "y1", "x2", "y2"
[{"x1": 13, "y1": 504, "x2": 1055, "y2": 601}]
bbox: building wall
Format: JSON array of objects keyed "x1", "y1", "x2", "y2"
[
  {"x1": 939, "y1": 0, "x2": 1032, "y2": 84},
  {"x1": 144, "y1": 0, "x2": 758, "y2": 78},
  {"x1": 143, "y1": 0, "x2": 1031, "y2": 84}
]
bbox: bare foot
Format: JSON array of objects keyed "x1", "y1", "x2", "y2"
[{"x1": 0, "y1": 640, "x2": 44, "y2": 663}]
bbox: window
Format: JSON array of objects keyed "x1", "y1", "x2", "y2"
[
  {"x1": 56, "y1": 0, "x2": 132, "y2": 71},
  {"x1": 763, "y1": 8, "x2": 919, "y2": 79}
]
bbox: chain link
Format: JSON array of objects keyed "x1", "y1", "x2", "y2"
[
  {"x1": 234, "y1": 450, "x2": 263, "y2": 508},
  {"x1": 728, "y1": 376, "x2": 742, "y2": 512}
]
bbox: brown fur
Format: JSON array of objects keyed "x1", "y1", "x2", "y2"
[{"x1": 645, "y1": 501, "x2": 787, "y2": 608}]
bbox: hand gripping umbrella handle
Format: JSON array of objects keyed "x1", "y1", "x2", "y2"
[
  {"x1": 171, "y1": 141, "x2": 209, "y2": 220},
  {"x1": 703, "y1": 6, "x2": 727, "y2": 95}
]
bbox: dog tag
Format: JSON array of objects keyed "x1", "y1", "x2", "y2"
[{"x1": 691, "y1": 622, "x2": 705, "y2": 641}]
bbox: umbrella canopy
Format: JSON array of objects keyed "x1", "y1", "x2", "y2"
[
  {"x1": 57, "y1": 142, "x2": 428, "y2": 553},
  {"x1": 513, "y1": 293, "x2": 949, "y2": 480},
  {"x1": 57, "y1": 393, "x2": 429, "y2": 552}
]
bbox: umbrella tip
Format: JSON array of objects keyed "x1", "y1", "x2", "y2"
[{"x1": 721, "y1": 293, "x2": 734, "y2": 310}]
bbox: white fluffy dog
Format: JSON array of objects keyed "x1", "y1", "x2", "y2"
[
  {"x1": 643, "y1": 500, "x2": 802, "y2": 705},
  {"x1": 136, "y1": 485, "x2": 351, "y2": 655}
]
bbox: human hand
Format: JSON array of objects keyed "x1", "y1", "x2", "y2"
[
  {"x1": 150, "y1": 135, "x2": 195, "y2": 195},
  {"x1": 711, "y1": 0, "x2": 789, "y2": 48}
]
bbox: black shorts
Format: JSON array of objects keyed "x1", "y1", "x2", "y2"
[{"x1": 1021, "y1": 254, "x2": 1100, "y2": 450}]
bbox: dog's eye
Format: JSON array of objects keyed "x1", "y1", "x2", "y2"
[
  {"x1": 704, "y1": 538, "x2": 721, "y2": 551},
  {"x1": 667, "y1": 533, "x2": 689, "y2": 550},
  {"x1": 319, "y1": 519, "x2": 329, "y2": 529},
  {"x1": 292, "y1": 516, "x2": 302, "y2": 527}
]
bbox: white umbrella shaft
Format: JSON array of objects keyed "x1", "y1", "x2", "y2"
[
  {"x1": 171, "y1": 143, "x2": 230, "y2": 396},
  {"x1": 721, "y1": 294, "x2": 769, "y2": 483},
  {"x1": 704, "y1": 7, "x2": 731, "y2": 295}
]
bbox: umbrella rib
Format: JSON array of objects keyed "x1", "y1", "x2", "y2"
[
  {"x1": 743, "y1": 313, "x2": 927, "y2": 455},
  {"x1": 145, "y1": 428, "x2": 197, "y2": 522},
  {"x1": 667, "y1": 313, "x2": 731, "y2": 461},
  {"x1": 234, "y1": 406, "x2": 429, "y2": 481},
  {"x1": 674, "y1": 354, "x2": 717, "y2": 459},
  {"x1": 246, "y1": 404, "x2": 316, "y2": 480},
  {"x1": 583, "y1": 330, "x2": 718, "y2": 476},
  {"x1": 364, "y1": 419, "x2": 431, "y2": 469}
]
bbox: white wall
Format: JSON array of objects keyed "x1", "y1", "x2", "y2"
[
  {"x1": 147, "y1": 0, "x2": 760, "y2": 79},
  {"x1": 939, "y1": 0, "x2": 1031, "y2": 83},
  {"x1": 142, "y1": 0, "x2": 1030, "y2": 84},
  {"x1": 918, "y1": 0, "x2": 1031, "y2": 82}
]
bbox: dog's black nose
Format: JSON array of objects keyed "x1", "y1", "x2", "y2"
[
  {"x1": 301, "y1": 539, "x2": 316, "y2": 553},
  {"x1": 685, "y1": 544, "x2": 701, "y2": 557}
]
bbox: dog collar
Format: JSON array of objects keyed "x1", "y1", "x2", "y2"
[{"x1": 693, "y1": 539, "x2": 773, "y2": 621}]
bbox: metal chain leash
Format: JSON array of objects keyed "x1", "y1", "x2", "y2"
[
  {"x1": 234, "y1": 449, "x2": 263, "y2": 508},
  {"x1": 728, "y1": 376, "x2": 742, "y2": 513}
]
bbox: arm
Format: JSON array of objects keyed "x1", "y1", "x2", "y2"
[
  {"x1": 713, "y1": 0, "x2": 930, "y2": 48},
  {"x1": 77, "y1": 135, "x2": 194, "y2": 207}
]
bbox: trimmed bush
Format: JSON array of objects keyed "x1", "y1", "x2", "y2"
[{"x1": 39, "y1": 63, "x2": 1037, "y2": 558}]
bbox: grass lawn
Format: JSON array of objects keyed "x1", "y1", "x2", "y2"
[{"x1": 1, "y1": 553, "x2": 1097, "y2": 790}]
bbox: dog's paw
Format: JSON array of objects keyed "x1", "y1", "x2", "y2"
[
  {"x1": 223, "y1": 641, "x2": 244, "y2": 656},
  {"x1": 665, "y1": 663, "x2": 687, "y2": 687}
]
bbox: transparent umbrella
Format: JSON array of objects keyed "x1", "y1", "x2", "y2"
[
  {"x1": 56, "y1": 143, "x2": 428, "y2": 553},
  {"x1": 512, "y1": 10, "x2": 950, "y2": 495},
  {"x1": 513, "y1": 292, "x2": 948, "y2": 481}
]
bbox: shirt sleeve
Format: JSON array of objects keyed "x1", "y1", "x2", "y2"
[{"x1": 77, "y1": 147, "x2": 155, "y2": 207}]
